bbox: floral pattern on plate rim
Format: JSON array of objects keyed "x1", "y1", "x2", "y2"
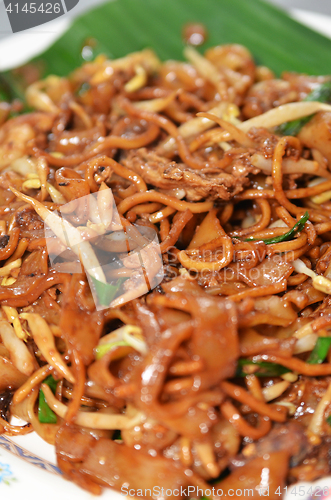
[
  {"x1": 0, "y1": 435, "x2": 62, "y2": 476},
  {"x1": 2, "y1": 435, "x2": 331, "y2": 499},
  {"x1": 0, "y1": 460, "x2": 16, "y2": 485}
]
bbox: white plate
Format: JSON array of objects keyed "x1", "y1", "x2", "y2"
[
  {"x1": 1, "y1": 6, "x2": 331, "y2": 500},
  {"x1": 0, "y1": 433, "x2": 107, "y2": 500},
  {"x1": 0, "y1": 17, "x2": 71, "y2": 72}
]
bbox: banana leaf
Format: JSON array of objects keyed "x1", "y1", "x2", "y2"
[{"x1": 1, "y1": 0, "x2": 331, "y2": 101}]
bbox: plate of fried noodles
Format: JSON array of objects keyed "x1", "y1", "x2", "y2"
[{"x1": 3, "y1": 2, "x2": 331, "y2": 500}]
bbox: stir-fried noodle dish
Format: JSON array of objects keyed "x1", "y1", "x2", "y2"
[{"x1": 3, "y1": 41, "x2": 331, "y2": 498}]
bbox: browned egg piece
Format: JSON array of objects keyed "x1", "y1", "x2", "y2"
[{"x1": 182, "y1": 22, "x2": 208, "y2": 46}]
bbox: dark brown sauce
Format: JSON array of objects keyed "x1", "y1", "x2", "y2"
[{"x1": 182, "y1": 22, "x2": 208, "y2": 46}]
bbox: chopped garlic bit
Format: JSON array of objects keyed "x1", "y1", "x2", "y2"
[
  {"x1": 50, "y1": 152, "x2": 64, "y2": 158},
  {"x1": 222, "y1": 103, "x2": 241, "y2": 124},
  {"x1": 262, "y1": 380, "x2": 290, "y2": 402},
  {"x1": 124, "y1": 64, "x2": 147, "y2": 93},
  {"x1": 0, "y1": 258, "x2": 21, "y2": 277},
  {"x1": 1, "y1": 277, "x2": 16, "y2": 287},
  {"x1": 281, "y1": 372, "x2": 298, "y2": 383},
  {"x1": 275, "y1": 401, "x2": 296, "y2": 416},
  {"x1": 22, "y1": 178, "x2": 41, "y2": 191},
  {"x1": 2, "y1": 306, "x2": 28, "y2": 341},
  {"x1": 313, "y1": 275, "x2": 331, "y2": 294},
  {"x1": 22, "y1": 172, "x2": 66, "y2": 204}
]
